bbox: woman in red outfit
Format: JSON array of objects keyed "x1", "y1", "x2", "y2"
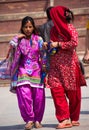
[{"x1": 47, "y1": 6, "x2": 87, "y2": 129}]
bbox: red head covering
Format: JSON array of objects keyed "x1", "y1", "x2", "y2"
[{"x1": 50, "y1": 6, "x2": 72, "y2": 42}]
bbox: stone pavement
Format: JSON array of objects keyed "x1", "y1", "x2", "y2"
[{"x1": 0, "y1": 79, "x2": 89, "y2": 130}]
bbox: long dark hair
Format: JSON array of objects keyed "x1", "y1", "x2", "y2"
[
  {"x1": 46, "y1": 6, "x2": 53, "y2": 21},
  {"x1": 64, "y1": 9, "x2": 74, "y2": 23},
  {"x1": 20, "y1": 16, "x2": 37, "y2": 34}
]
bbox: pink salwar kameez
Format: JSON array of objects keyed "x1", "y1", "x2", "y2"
[{"x1": 10, "y1": 34, "x2": 46, "y2": 123}]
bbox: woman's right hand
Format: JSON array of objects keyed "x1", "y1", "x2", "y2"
[{"x1": 17, "y1": 34, "x2": 26, "y2": 39}]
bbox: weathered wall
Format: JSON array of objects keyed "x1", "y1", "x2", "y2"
[{"x1": 0, "y1": 0, "x2": 89, "y2": 59}]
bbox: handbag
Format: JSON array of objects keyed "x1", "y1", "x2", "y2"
[{"x1": 79, "y1": 60, "x2": 85, "y2": 75}]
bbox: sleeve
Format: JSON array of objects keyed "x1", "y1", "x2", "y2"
[
  {"x1": 10, "y1": 44, "x2": 21, "y2": 77},
  {"x1": 60, "y1": 25, "x2": 78, "y2": 50},
  {"x1": 6, "y1": 35, "x2": 18, "y2": 59},
  {"x1": 9, "y1": 35, "x2": 18, "y2": 48},
  {"x1": 38, "y1": 37, "x2": 47, "y2": 68}
]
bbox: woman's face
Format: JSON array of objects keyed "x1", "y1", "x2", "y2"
[{"x1": 22, "y1": 21, "x2": 34, "y2": 37}]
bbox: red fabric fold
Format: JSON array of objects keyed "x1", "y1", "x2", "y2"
[{"x1": 50, "y1": 6, "x2": 72, "y2": 42}]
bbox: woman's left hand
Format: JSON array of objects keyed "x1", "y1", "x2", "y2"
[
  {"x1": 43, "y1": 42, "x2": 48, "y2": 49},
  {"x1": 17, "y1": 33, "x2": 26, "y2": 39}
]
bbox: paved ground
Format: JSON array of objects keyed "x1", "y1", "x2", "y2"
[{"x1": 0, "y1": 79, "x2": 89, "y2": 130}]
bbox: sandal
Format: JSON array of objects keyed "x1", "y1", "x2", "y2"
[
  {"x1": 25, "y1": 121, "x2": 34, "y2": 130},
  {"x1": 72, "y1": 121, "x2": 80, "y2": 126},
  {"x1": 34, "y1": 121, "x2": 42, "y2": 128},
  {"x1": 56, "y1": 120, "x2": 72, "y2": 129}
]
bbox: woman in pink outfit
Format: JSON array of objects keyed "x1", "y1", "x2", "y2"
[{"x1": 10, "y1": 16, "x2": 47, "y2": 130}]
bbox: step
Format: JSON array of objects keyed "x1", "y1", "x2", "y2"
[
  {"x1": 0, "y1": 0, "x2": 46, "y2": 15},
  {"x1": 55, "y1": 1, "x2": 89, "y2": 9},
  {"x1": 0, "y1": 27, "x2": 86, "y2": 42},
  {"x1": 0, "y1": 28, "x2": 86, "y2": 59},
  {"x1": 0, "y1": 0, "x2": 89, "y2": 15},
  {"x1": 0, "y1": 12, "x2": 46, "y2": 35},
  {"x1": 0, "y1": 79, "x2": 10, "y2": 87},
  {"x1": 0, "y1": 63, "x2": 89, "y2": 87},
  {"x1": 0, "y1": 51, "x2": 88, "y2": 87},
  {"x1": 0, "y1": 7, "x2": 89, "y2": 23}
]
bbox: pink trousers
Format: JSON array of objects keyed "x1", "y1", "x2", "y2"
[
  {"x1": 51, "y1": 86, "x2": 81, "y2": 122},
  {"x1": 16, "y1": 84, "x2": 45, "y2": 123}
]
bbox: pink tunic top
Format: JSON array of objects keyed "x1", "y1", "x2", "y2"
[{"x1": 11, "y1": 34, "x2": 47, "y2": 88}]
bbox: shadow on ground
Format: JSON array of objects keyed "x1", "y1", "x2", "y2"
[
  {"x1": 80, "y1": 111, "x2": 89, "y2": 114},
  {"x1": 82, "y1": 97, "x2": 89, "y2": 99},
  {"x1": 43, "y1": 123, "x2": 56, "y2": 128},
  {"x1": 0, "y1": 124, "x2": 24, "y2": 130},
  {"x1": 0, "y1": 124, "x2": 56, "y2": 130}
]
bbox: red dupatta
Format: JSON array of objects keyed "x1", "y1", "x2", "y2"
[{"x1": 50, "y1": 6, "x2": 72, "y2": 42}]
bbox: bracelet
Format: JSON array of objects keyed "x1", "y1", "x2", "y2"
[
  {"x1": 57, "y1": 42, "x2": 59, "y2": 47},
  {"x1": 58, "y1": 42, "x2": 61, "y2": 47}
]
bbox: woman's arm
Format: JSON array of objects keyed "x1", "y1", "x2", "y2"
[{"x1": 51, "y1": 24, "x2": 78, "y2": 50}]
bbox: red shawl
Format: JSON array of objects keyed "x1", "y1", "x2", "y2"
[{"x1": 50, "y1": 6, "x2": 72, "y2": 42}]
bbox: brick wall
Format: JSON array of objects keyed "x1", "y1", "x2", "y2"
[
  {"x1": 0, "y1": 0, "x2": 89, "y2": 59},
  {"x1": 55, "y1": 0, "x2": 89, "y2": 8}
]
